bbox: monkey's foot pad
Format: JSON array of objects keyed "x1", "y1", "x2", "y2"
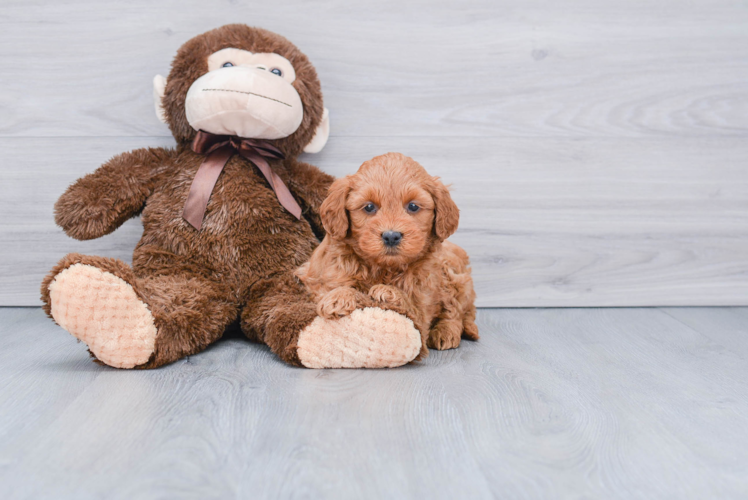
[
  {"x1": 297, "y1": 307, "x2": 421, "y2": 368},
  {"x1": 47, "y1": 264, "x2": 157, "y2": 369}
]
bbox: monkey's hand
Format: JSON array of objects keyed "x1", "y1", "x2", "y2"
[{"x1": 55, "y1": 148, "x2": 172, "y2": 240}]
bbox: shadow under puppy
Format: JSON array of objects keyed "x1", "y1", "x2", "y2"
[{"x1": 295, "y1": 152, "x2": 479, "y2": 360}]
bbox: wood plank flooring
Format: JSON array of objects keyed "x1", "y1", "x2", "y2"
[{"x1": 1, "y1": 307, "x2": 746, "y2": 499}]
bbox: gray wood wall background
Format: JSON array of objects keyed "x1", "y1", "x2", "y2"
[{"x1": 1, "y1": 0, "x2": 747, "y2": 307}]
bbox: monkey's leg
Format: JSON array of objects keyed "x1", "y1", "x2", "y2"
[
  {"x1": 41, "y1": 253, "x2": 238, "y2": 369},
  {"x1": 368, "y1": 284, "x2": 430, "y2": 360},
  {"x1": 240, "y1": 270, "x2": 422, "y2": 368}
]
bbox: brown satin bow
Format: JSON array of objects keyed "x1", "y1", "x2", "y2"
[{"x1": 182, "y1": 130, "x2": 303, "y2": 230}]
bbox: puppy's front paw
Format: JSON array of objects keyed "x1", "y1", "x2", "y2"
[
  {"x1": 369, "y1": 284, "x2": 406, "y2": 307},
  {"x1": 317, "y1": 287, "x2": 365, "y2": 319}
]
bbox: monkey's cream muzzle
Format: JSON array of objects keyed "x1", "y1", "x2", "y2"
[
  {"x1": 185, "y1": 66, "x2": 304, "y2": 139},
  {"x1": 154, "y1": 47, "x2": 330, "y2": 152}
]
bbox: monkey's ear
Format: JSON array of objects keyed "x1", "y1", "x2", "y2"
[
  {"x1": 153, "y1": 75, "x2": 167, "y2": 124},
  {"x1": 430, "y1": 177, "x2": 460, "y2": 241},
  {"x1": 320, "y1": 175, "x2": 351, "y2": 239},
  {"x1": 303, "y1": 108, "x2": 330, "y2": 154}
]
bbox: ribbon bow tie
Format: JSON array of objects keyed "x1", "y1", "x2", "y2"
[{"x1": 182, "y1": 130, "x2": 303, "y2": 230}]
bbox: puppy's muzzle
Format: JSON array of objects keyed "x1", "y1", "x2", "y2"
[{"x1": 382, "y1": 230, "x2": 403, "y2": 248}]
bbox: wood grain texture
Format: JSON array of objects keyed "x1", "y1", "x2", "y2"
[
  {"x1": 2, "y1": 0, "x2": 747, "y2": 138},
  {"x1": 1, "y1": 306, "x2": 747, "y2": 499},
  {"x1": 660, "y1": 307, "x2": 748, "y2": 359},
  {"x1": 1, "y1": 0, "x2": 747, "y2": 306},
  {"x1": 2, "y1": 136, "x2": 746, "y2": 306}
]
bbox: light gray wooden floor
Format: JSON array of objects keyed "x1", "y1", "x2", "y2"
[{"x1": 1, "y1": 307, "x2": 747, "y2": 499}]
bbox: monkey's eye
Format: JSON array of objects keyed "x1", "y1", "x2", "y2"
[
  {"x1": 222, "y1": 62, "x2": 234, "y2": 67},
  {"x1": 407, "y1": 202, "x2": 421, "y2": 213},
  {"x1": 270, "y1": 68, "x2": 283, "y2": 77},
  {"x1": 363, "y1": 203, "x2": 378, "y2": 214}
]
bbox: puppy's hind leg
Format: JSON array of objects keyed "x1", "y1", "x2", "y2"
[
  {"x1": 462, "y1": 302, "x2": 480, "y2": 341},
  {"x1": 427, "y1": 318, "x2": 464, "y2": 350}
]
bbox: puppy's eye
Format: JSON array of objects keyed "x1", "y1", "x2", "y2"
[
  {"x1": 363, "y1": 203, "x2": 378, "y2": 214},
  {"x1": 270, "y1": 68, "x2": 283, "y2": 77},
  {"x1": 222, "y1": 62, "x2": 234, "y2": 67},
  {"x1": 407, "y1": 202, "x2": 421, "y2": 213}
]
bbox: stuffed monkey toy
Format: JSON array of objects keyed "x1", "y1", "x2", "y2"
[{"x1": 41, "y1": 24, "x2": 421, "y2": 369}]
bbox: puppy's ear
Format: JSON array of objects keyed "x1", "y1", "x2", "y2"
[
  {"x1": 320, "y1": 176, "x2": 352, "y2": 239},
  {"x1": 430, "y1": 177, "x2": 459, "y2": 241}
]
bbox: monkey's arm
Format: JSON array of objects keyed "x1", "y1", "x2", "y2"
[
  {"x1": 54, "y1": 147, "x2": 174, "y2": 241},
  {"x1": 284, "y1": 159, "x2": 335, "y2": 237}
]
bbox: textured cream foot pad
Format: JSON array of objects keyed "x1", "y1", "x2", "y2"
[
  {"x1": 48, "y1": 264, "x2": 157, "y2": 369},
  {"x1": 297, "y1": 308, "x2": 421, "y2": 369}
]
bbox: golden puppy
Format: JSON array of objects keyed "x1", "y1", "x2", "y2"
[{"x1": 295, "y1": 152, "x2": 479, "y2": 360}]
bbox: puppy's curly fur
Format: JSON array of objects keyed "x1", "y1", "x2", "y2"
[{"x1": 296, "y1": 152, "x2": 479, "y2": 359}]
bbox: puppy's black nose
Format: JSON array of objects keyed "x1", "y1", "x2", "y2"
[{"x1": 382, "y1": 230, "x2": 403, "y2": 247}]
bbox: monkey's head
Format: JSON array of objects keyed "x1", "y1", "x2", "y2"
[{"x1": 154, "y1": 24, "x2": 329, "y2": 157}]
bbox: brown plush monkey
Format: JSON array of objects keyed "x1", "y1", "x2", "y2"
[{"x1": 41, "y1": 24, "x2": 421, "y2": 369}]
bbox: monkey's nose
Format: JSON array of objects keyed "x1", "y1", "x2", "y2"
[{"x1": 382, "y1": 231, "x2": 403, "y2": 247}]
